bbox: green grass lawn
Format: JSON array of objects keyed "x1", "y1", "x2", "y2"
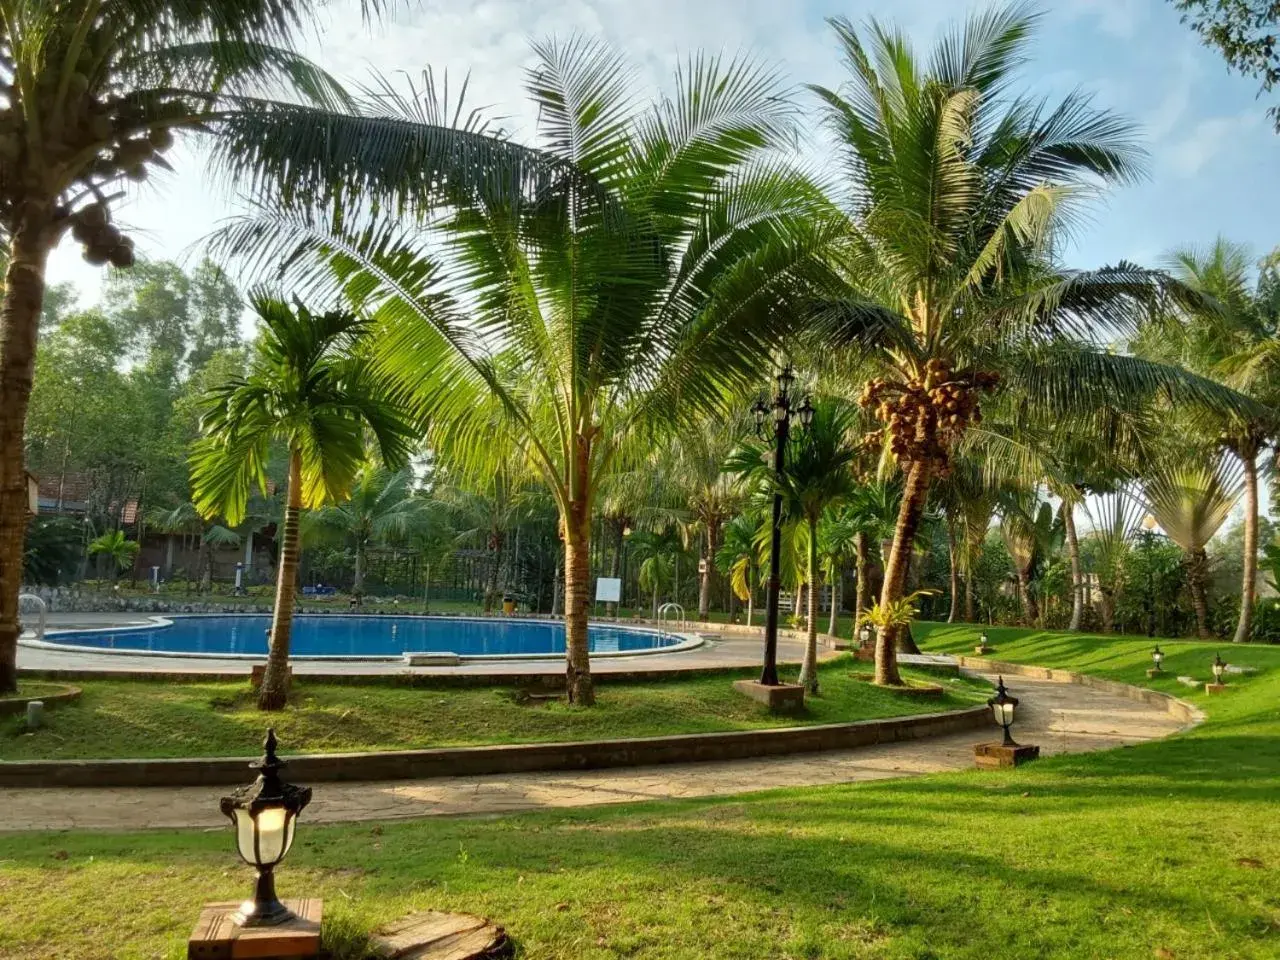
[
  {"x1": 2, "y1": 624, "x2": 1277, "y2": 959},
  {"x1": 0, "y1": 658, "x2": 987, "y2": 760}
]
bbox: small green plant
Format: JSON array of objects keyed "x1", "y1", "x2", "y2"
[{"x1": 863, "y1": 590, "x2": 938, "y2": 632}]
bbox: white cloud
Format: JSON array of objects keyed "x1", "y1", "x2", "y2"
[
  {"x1": 1165, "y1": 110, "x2": 1262, "y2": 178},
  {"x1": 1059, "y1": 0, "x2": 1146, "y2": 39}
]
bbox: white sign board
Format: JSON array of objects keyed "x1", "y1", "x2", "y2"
[{"x1": 595, "y1": 577, "x2": 622, "y2": 603}]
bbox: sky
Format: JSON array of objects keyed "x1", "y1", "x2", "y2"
[{"x1": 44, "y1": 0, "x2": 1280, "y2": 306}]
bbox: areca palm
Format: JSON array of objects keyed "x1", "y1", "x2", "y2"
[
  {"x1": 716, "y1": 512, "x2": 763, "y2": 625},
  {"x1": 1141, "y1": 451, "x2": 1244, "y2": 639},
  {"x1": 303, "y1": 465, "x2": 434, "y2": 595},
  {"x1": 808, "y1": 6, "x2": 1253, "y2": 684},
  {"x1": 215, "y1": 41, "x2": 840, "y2": 704},
  {"x1": 189, "y1": 295, "x2": 414, "y2": 710},
  {"x1": 0, "y1": 0, "x2": 378, "y2": 692}
]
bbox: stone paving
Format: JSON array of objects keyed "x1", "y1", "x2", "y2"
[{"x1": 0, "y1": 671, "x2": 1191, "y2": 832}]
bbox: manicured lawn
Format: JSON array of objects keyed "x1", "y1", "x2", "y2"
[
  {"x1": 2, "y1": 625, "x2": 1276, "y2": 959},
  {"x1": 0, "y1": 657, "x2": 988, "y2": 760}
]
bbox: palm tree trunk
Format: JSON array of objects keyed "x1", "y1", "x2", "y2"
[
  {"x1": 875, "y1": 460, "x2": 931, "y2": 686},
  {"x1": 1099, "y1": 588, "x2": 1116, "y2": 633},
  {"x1": 698, "y1": 522, "x2": 718, "y2": 621},
  {"x1": 606, "y1": 519, "x2": 622, "y2": 617},
  {"x1": 200, "y1": 538, "x2": 213, "y2": 592},
  {"x1": 1234, "y1": 446, "x2": 1259, "y2": 643},
  {"x1": 562, "y1": 479, "x2": 595, "y2": 705},
  {"x1": 964, "y1": 571, "x2": 975, "y2": 622},
  {"x1": 854, "y1": 532, "x2": 868, "y2": 630},
  {"x1": 1189, "y1": 548, "x2": 1211, "y2": 640},
  {"x1": 0, "y1": 213, "x2": 52, "y2": 695},
  {"x1": 798, "y1": 516, "x2": 820, "y2": 694},
  {"x1": 260, "y1": 447, "x2": 302, "y2": 711},
  {"x1": 652, "y1": 581, "x2": 659, "y2": 620},
  {"x1": 946, "y1": 515, "x2": 960, "y2": 624},
  {"x1": 746, "y1": 562, "x2": 755, "y2": 626},
  {"x1": 827, "y1": 570, "x2": 839, "y2": 637},
  {"x1": 353, "y1": 544, "x2": 365, "y2": 596},
  {"x1": 1018, "y1": 565, "x2": 1039, "y2": 622},
  {"x1": 1064, "y1": 503, "x2": 1083, "y2": 631}
]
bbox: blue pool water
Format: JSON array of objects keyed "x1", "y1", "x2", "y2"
[{"x1": 41, "y1": 615, "x2": 679, "y2": 659}]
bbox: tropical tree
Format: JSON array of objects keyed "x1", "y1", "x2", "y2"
[
  {"x1": 1141, "y1": 451, "x2": 1244, "y2": 638},
  {"x1": 0, "y1": 1, "x2": 376, "y2": 692},
  {"x1": 628, "y1": 529, "x2": 680, "y2": 620},
  {"x1": 87, "y1": 529, "x2": 139, "y2": 581},
  {"x1": 716, "y1": 512, "x2": 763, "y2": 625},
  {"x1": 189, "y1": 295, "x2": 414, "y2": 710},
  {"x1": 1136, "y1": 239, "x2": 1280, "y2": 642},
  {"x1": 22, "y1": 515, "x2": 81, "y2": 585},
  {"x1": 807, "y1": 6, "x2": 1251, "y2": 684},
  {"x1": 148, "y1": 500, "x2": 241, "y2": 591},
  {"x1": 215, "y1": 42, "x2": 840, "y2": 704},
  {"x1": 1000, "y1": 494, "x2": 1060, "y2": 624},
  {"x1": 1082, "y1": 491, "x2": 1146, "y2": 633},
  {"x1": 303, "y1": 465, "x2": 434, "y2": 595},
  {"x1": 842, "y1": 478, "x2": 901, "y2": 629},
  {"x1": 818, "y1": 509, "x2": 859, "y2": 637}
]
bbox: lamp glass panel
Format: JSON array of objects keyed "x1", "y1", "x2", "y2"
[
  {"x1": 773, "y1": 403, "x2": 788, "y2": 424},
  {"x1": 233, "y1": 808, "x2": 257, "y2": 864},
  {"x1": 255, "y1": 806, "x2": 290, "y2": 864},
  {"x1": 991, "y1": 703, "x2": 1003, "y2": 725}
]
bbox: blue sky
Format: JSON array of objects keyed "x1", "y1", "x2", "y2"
[{"x1": 45, "y1": 0, "x2": 1280, "y2": 300}]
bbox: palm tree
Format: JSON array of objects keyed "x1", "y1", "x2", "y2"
[
  {"x1": 1000, "y1": 494, "x2": 1060, "y2": 624},
  {"x1": 189, "y1": 295, "x2": 414, "y2": 710},
  {"x1": 1137, "y1": 239, "x2": 1280, "y2": 642},
  {"x1": 215, "y1": 43, "x2": 840, "y2": 704},
  {"x1": 304, "y1": 465, "x2": 434, "y2": 596},
  {"x1": 842, "y1": 479, "x2": 901, "y2": 630},
  {"x1": 0, "y1": 0, "x2": 379, "y2": 692},
  {"x1": 1082, "y1": 491, "x2": 1145, "y2": 633},
  {"x1": 717, "y1": 512, "x2": 762, "y2": 626},
  {"x1": 818, "y1": 509, "x2": 858, "y2": 637},
  {"x1": 148, "y1": 501, "x2": 241, "y2": 592},
  {"x1": 808, "y1": 6, "x2": 1251, "y2": 684},
  {"x1": 737, "y1": 400, "x2": 858, "y2": 694},
  {"x1": 1141, "y1": 451, "x2": 1244, "y2": 639},
  {"x1": 88, "y1": 530, "x2": 139, "y2": 582}
]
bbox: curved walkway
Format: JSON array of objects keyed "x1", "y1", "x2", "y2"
[{"x1": 0, "y1": 669, "x2": 1191, "y2": 831}]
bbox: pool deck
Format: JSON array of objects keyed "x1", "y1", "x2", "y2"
[{"x1": 18, "y1": 612, "x2": 828, "y2": 678}]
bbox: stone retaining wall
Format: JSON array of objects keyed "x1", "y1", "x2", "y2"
[
  {"x1": 0, "y1": 684, "x2": 82, "y2": 716},
  {"x1": 957, "y1": 656, "x2": 1204, "y2": 726},
  {"x1": 0, "y1": 704, "x2": 992, "y2": 789}
]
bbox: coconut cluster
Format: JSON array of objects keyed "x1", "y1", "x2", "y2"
[
  {"x1": 0, "y1": 34, "x2": 176, "y2": 268},
  {"x1": 858, "y1": 359, "x2": 999, "y2": 469}
]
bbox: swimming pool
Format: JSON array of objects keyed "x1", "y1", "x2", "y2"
[{"x1": 37, "y1": 615, "x2": 690, "y2": 660}]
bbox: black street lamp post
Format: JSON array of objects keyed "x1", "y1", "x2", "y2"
[{"x1": 752, "y1": 364, "x2": 812, "y2": 686}]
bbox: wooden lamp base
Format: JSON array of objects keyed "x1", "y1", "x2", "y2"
[{"x1": 189, "y1": 899, "x2": 321, "y2": 959}]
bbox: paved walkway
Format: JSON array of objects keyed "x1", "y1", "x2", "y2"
[{"x1": 0, "y1": 671, "x2": 1191, "y2": 832}]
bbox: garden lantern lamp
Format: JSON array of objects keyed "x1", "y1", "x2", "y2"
[
  {"x1": 858, "y1": 623, "x2": 873, "y2": 647},
  {"x1": 979, "y1": 630, "x2": 989, "y2": 648},
  {"x1": 220, "y1": 729, "x2": 312, "y2": 927},
  {"x1": 987, "y1": 676, "x2": 1019, "y2": 747},
  {"x1": 1151, "y1": 644, "x2": 1163, "y2": 671},
  {"x1": 1212, "y1": 652, "x2": 1226, "y2": 684}
]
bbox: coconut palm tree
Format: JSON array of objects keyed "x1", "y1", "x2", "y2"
[
  {"x1": 842, "y1": 478, "x2": 901, "y2": 630},
  {"x1": 303, "y1": 465, "x2": 434, "y2": 596},
  {"x1": 1136, "y1": 239, "x2": 1280, "y2": 641},
  {"x1": 214, "y1": 43, "x2": 841, "y2": 704},
  {"x1": 807, "y1": 6, "x2": 1252, "y2": 684},
  {"x1": 189, "y1": 295, "x2": 414, "y2": 710},
  {"x1": 0, "y1": 0, "x2": 390, "y2": 693},
  {"x1": 818, "y1": 509, "x2": 859, "y2": 637},
  {"x1": 1141, "y1": 451, "x2": 1244, "y2": 639}
]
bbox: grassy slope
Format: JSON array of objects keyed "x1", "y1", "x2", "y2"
[
  {"x1": 1, "y1": 625, "x2": 1277, "y2": 959},
  {"x1": 0, "y1": 659, "x2": 987, "y2": 760}
]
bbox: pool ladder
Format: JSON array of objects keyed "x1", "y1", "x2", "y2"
[
  {"x1": 18, "y1": 593, "x2": 47, "y2": 641},
  {"x1": 656, "y1": 602, "x2": 685, "y2": 639}
]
